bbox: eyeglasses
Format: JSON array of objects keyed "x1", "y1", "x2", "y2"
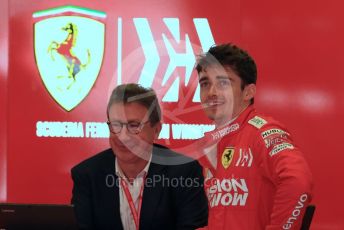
[{"x1": 107, "y1": 120, "x2": 150, "y2": 134}]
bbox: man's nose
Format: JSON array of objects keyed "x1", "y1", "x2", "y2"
[
  {"x1": 117, "y1": 126, "x2": 131, "y2": 142},
  {"x1": 208, "y1": 83, "x2": 218, "y2": 96}
]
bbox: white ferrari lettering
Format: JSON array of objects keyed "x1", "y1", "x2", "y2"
[{"x1": 36, "y1": 121, "x2": 84, "y2": 137}]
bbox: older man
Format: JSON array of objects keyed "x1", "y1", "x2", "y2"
[{"x1": 71, "y1": 84, "x2": 208, "y2": 230}]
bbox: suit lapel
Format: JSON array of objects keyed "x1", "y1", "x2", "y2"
[
  {"x1": 97, "y1": 152, "x2": 123, "y2": 230},
  {"x1": 139, "y1": 157, "x2": 166, "y2": 230}
]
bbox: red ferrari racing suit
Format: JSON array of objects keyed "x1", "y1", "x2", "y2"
[{"x1": 198, "y1": 106, "x2": 313, "y2": 230}]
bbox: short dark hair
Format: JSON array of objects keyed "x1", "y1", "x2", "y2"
[
  {"x1": 196, "y1": 43, "x2": 257, "y2": 103},
  {"x1": 107, "y1": 83, "x2": 161, "y2": 125}
]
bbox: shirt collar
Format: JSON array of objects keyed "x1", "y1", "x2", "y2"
[{"x1": 115, "y1": 153, "x2": 152, "y2": 180}]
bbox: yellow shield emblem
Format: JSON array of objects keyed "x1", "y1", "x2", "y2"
[
  {"x1": 221, "y1": 147, "x2": 235, "y2": 169},
  {"x1": 34, "y1": 7, "x2": 106, "y2": 111}
]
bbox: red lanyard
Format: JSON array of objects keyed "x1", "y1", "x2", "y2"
[{"x1": 120, "y1": 176, "x2": 145, "y2": 230}]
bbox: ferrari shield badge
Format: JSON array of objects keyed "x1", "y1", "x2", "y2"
[
  {"x1": 221, "y1": 147, "x2": 235, "y2": 169},
  {"x1": 34, "y1": 9, "x2": 105, "y2": 111}
]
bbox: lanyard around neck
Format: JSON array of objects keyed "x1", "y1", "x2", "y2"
[{"x1": 120, "y1": 175, "x2": 146, "y2": 230}]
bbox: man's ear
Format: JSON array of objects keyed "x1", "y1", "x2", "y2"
[
  {"x1": 154, "y1": 122, "x2": 162, "y2": 139},
  {"x1": 244, "y1": 84, "x2": 256, "y2": 101}
]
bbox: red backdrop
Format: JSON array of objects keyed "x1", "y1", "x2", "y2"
[{"x1": 1, "y1": 0, "x2": 343, "y2": 229}]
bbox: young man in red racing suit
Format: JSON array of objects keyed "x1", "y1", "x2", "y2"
[{"x1": 195, "y1": 43, "x2": 313, "y2": 230}]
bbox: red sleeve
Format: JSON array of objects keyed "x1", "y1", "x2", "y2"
[{"x1": 256, "y1": 124, "x2": 313, "y2": 230}]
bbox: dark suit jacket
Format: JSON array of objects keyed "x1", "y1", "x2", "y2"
[{"x1": 71, "y1": 144, "x2": 208, "y2": 230}]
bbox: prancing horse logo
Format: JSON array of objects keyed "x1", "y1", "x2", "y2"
[
  {"x1": 221, "y1": 147, "x2": 235, "y2": 169},
  {"x1": 34, "y1": 15, "x2": 105, "y2": 111},
  {"x1": 47, "y1": 23, "x2": 91, "y2": 90}
]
